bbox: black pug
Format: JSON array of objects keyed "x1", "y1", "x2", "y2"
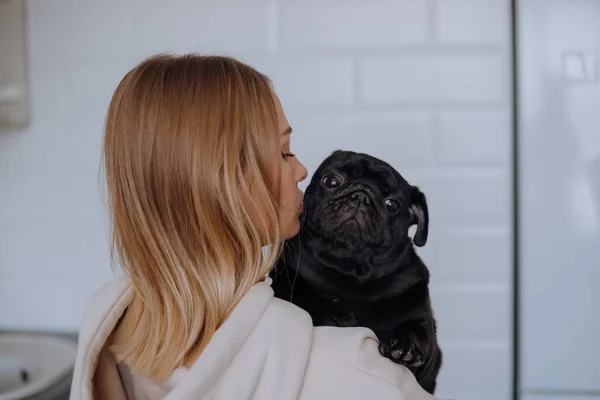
[{"x1": 270, "y1": 150, "x2": 442, "y2": 394}]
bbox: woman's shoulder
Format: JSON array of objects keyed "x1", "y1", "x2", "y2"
[
  {"x1": 80, "y1": 276, "x2": 132, "y2": 323},
  {"x1": 304, "y1": 326, "x2": 435, "y2": 399},
  {"x1": 266, "y1": 298, "x2": 434, "y2": 399}
]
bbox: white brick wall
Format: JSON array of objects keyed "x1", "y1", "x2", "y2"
[
  {"x1": 280, "y1": 2, "x2": 430, "y2": 47},
  {"x1": 435, "y1": 111, "x2": 511, "y2": 165},
  {"x1": 360, "y1": 54, "x2": 507, "y2": 104},
  {"x1": 0, "y1": 1, "x2": 513, "y2": 399}
]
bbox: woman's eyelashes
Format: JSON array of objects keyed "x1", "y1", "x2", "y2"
[{"x1": 281, "y1": 152, "x2": 296, "y2": 161}]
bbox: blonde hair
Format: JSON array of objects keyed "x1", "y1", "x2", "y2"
[{"x1": 103, "y1": 54, "x2": 284, "y2": 380}]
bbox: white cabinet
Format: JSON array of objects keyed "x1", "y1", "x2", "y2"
[
  {"x1": 0, "y1": 0, "x2": 28, "y2": 128},
  {"x1": 517, "y1": 0, "x2": 600, "y2": 395}
]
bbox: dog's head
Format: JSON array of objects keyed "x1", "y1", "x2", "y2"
[{"x1": 302, "y1": 150, "x2": 429, "y2": 253}]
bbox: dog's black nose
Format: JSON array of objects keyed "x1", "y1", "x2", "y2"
[{"x1": 351, "y1": 191, "x2": 371, "y2": 205}]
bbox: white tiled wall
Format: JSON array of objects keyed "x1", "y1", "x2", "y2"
[{"x1": 0, "y1": 0, "x2": 513, "y2": 399}]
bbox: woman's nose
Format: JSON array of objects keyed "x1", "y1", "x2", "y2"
[{"x1": 297, "y1": 161, "x2": 308, "y2": 183}]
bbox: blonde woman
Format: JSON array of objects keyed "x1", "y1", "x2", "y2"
[{"x1": 70, "y1": 54, "x2": 435, "y2": 400}]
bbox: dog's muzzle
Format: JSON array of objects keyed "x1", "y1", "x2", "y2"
[{"x1": 350, "y1": 190, "x2": 372, "y2": 206}]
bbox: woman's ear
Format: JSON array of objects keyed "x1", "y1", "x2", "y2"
[{"x1": 408, "y1": 186, "x2": 429, "y2": 247}]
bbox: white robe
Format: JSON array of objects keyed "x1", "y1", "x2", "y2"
[{"x1": 69, "y1": 276, "x2": 436, "y2": 400}]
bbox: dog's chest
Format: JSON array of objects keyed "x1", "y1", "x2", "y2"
[{"x1": 311, "y1": 296, "x2": 365, "y2": 328}]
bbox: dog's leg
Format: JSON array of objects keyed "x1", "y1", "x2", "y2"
[
  {"x1": 377, "y1": 321, "x2": 428, "y2": 368},
  {"x1": 377, "y1": 316, "x2": 441, "y2": 394},
  {"x1": 414, "y1": 344, "x2": 442, "y2": 394}
]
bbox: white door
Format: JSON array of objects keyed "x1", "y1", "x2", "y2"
[{"x1": 517, "y1": 0, "x2": 600, "y2": 395}]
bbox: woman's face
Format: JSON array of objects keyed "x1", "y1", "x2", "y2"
[{"x1": 273, "y1": 94, "x2": 308, "y2": 239}]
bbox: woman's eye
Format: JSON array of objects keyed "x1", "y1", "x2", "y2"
[
  {"x1": 281, "y1": 152, "x2": 295, "y2": 160},
  {"x1": 322, "y1": 175, "x2": 343, "y2": 189}
]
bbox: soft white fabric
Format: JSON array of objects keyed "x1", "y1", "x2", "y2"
[{"x1": 69, "y1": 276, "x2": 436, "y2": 400}]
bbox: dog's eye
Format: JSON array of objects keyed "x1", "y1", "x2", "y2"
[
  {"x1": 384, "y1": 199, "x2": 400, "y2": 214},
  {"x1": 323, "y1": 175, "x2": 343, "y2": 189}
]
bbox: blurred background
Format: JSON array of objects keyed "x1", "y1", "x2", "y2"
[{"x1": 0, "y1": 0, "x2": 598, "y2": 399}]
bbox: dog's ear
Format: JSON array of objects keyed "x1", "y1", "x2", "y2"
[{"x1": 409, "y1": 186, "x2": 429, "y2": 247}]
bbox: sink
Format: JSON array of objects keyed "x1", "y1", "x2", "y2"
[{"x1": 0, "y1": 333, "x2": 77, "y2": 400}]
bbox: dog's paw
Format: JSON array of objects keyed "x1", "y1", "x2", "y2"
[{"x1": 378, "y1": 337, "x2": 424, "y2": 368}]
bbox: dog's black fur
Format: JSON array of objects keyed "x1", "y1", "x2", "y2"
[{"x1": 270, "y1": 150, "x2": 442, "y2": 394}]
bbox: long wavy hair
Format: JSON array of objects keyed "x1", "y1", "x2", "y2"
[{"x1": 102, "y1": 53, "x2": 284, "y2": 380}]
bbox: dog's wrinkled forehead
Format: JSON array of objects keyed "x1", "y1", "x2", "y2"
[{"x1": 315, "y1": 150, "x2": 411, "y2": 193}]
